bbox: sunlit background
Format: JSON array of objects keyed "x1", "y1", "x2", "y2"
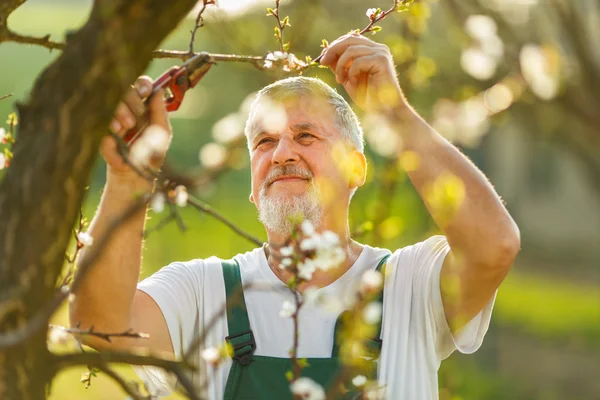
[{"x1": 1, "y1": 0, "x2": 599, "y2": 399}]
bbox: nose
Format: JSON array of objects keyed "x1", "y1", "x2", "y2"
[{"x1": 271, "y1": 136, "x2": 298, "y2": 165}]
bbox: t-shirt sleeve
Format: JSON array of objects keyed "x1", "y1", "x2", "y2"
[
  {"x1": 132, "y1": 260, "x2": 204, "y2": 396},
  {"x1": 408, "y1": 235, "x2": 496, "y2": 360}
]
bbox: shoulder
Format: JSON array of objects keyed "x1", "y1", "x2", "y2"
[{"x1": 389, "y1": 235, "x2": 449, "y2": 263}]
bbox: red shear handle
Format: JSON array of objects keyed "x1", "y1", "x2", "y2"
[{"x1": 123, "y1": 56, "x2": 212, "y2": 144}]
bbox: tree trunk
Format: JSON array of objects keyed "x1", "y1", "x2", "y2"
[{"x1": 0, "y1": 1, "x2": 195, "y2": 398}]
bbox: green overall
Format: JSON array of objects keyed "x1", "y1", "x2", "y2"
[{"x1": 221, "y1": 254, "x2": 391, "y2": 400}]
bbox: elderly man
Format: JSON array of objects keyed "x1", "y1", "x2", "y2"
[{"x1": 70, "y1": 34, "x2": 520, "y2": 399}]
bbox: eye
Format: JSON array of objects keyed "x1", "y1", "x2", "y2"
[
  {"x1": 255, "y1": 137, "x2": 275, "y2": 147},
  {"x1": 298, "y1": 132, "x2": 316, "y2": 140}
]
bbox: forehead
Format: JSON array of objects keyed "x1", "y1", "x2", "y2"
[{"x1": 247, "y1": 94, "x2": 338, "y2": 138}]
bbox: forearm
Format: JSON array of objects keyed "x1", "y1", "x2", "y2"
[
  {"x1": 389, "y1": 106, "x2": 520, "y2": 265},
  {"x1": 69, "y1": 170, "x2": 152, "y2": 336}
]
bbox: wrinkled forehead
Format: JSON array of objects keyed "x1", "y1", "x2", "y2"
[{"x1": 245, "y1": 94, "x2": 335, "y2": 141}]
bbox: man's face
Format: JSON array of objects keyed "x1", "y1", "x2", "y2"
[{"x1": 248, "y1": 96, "x2": 360, "y2": 235}]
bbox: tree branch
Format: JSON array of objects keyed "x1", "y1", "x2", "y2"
[
  {"x1": 55, "y1": 351, "x2": 201, "y2": 400},
  {"x1": 187, "y1": 195, "x2": 263, "y2": 247},
  {"x1": 96, "y1": 364, "x2": 150, "y2": 400}
]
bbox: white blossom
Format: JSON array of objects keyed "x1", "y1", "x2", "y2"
[
  {"x1": 352, "y1": 375, "x2": 368, "y2": 388},
  {"x1": 280, "y1": 257, "x2": 293, "y2": 269},
  {"x1": 0, "y1": 127, "x2": 6, "y2": 140},
  {"x1": 0, "y1": 153, "x2": 6, "y2": 171},
  {"x1": 300, "y1": 238, "x2": 317, "y2": 251},
  {"x1": 77, "y1": 231, "x2": 94, "y2": 247},
  {"x1": 151, "y1": 192, "x2": 166, "y2": 213},
  {"x1": 366, "y1": 8, "x2": 378, "y2": 19},
  {"x1": 302, "y1": 287, "x2": 321, "y2": 305},
  {"x1": 361, "y1": 270, "x2": 383, "y2": 293},
  {"x1": 280, "y1": 300, "x2": 297, "y2": 318},
  {"x1": 280, "y1": 246, "x2": 294, "y2": 257},
  {"x1": 313, "y1": 246, "x2": 345, "y2": 272},
  {"x1": 464, "y1": 15, "x2": 497, "y2": 41},
  {"x1": 201, "y1": 347, "x2": 220, "y2": 365},
  {"x1": 129, "y1": 125, "x2": 170, "y2": 167},
  {"x1": 321, "y1": 231, "x2": 339, "y2": 247},
  {"x1": 301, "y1": 220, "x2": 315, "y2": 236},
  {"x1": 298, "y1": 259, "x2": 317, "y2": 280},
  {"x1": 212, "y1": 113, "x2": 245, "y2": 144},
  {"x1": 199, "y1": 142, "x2": 227, "y2": 168},
  {"x1": 520, "y1": 44, "x2": 560, "y2": 100},
  {"x1": 365, "y1": 385, "x2": 386, "y2": 400},
  {"x1": 363, "y1": 302, "x2": 383, "y2": 324},
  {"x1": 48, "y1": 326, "x2": 70, "y2": 345},
  {"x1": 290, "y1": 377, "x2": 326, "y2": 400},
  {"x1": 174, "y1": 185, "x2": 188, "y2": 207},
  {"x1": 461, "y1": 47, "x2": 497, "y2": 80}
]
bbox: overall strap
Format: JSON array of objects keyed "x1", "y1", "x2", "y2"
[
  {"x1": 221, "y1": 259, "x2": 255, "y2": 366},
  {"x1": 372, "y1": 253, "x2": 391, "y2": 343},
  {"x1": 332, "y1": 253, "x2": 391, "y2": 358}
]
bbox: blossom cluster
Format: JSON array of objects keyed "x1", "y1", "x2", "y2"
[
  {"x1": 150, "y1": 185, "x2": 189, "y2": 213},
  {"x1": 277, "y1": 220, "x2": 345, "y2": 282},
  {"x1": 263, "y1": 51, "x2": 307, "y2": 72}
]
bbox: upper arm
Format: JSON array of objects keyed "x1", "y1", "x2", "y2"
[
  {"x1": 130, "y1": 289, "x2": 175, "y2": 356},
  {"x1": 440, "y1": 247, "x2": 514, "y2": 332}
]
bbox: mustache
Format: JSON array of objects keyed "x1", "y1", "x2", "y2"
[{"x1": 263, "y1": 165, "x2": 313, "y2": 188}]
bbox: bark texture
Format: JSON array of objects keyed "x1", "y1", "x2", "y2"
[{"x1": 0, "y1": 1, "x2": 195, "y2": 398}]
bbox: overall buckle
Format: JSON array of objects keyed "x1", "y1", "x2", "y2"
[{"x1": 226, "y1": 330, "x2": 256, "y2": 366}]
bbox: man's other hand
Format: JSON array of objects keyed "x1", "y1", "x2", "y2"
[{"x1": 320, "y1": 34, "x2": 406, "y2": 113}]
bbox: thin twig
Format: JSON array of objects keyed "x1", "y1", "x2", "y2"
[
  {"x1": 49, "y1": 324, "x2": 150, "y2": 344},
  {"x1": 187, "y1": 195, "x2": 263, "y2": 247},
  {"x1": 310, "y1": 0, "x2": 415, "y2": 65},
  {"x1": 290, "y1": 290, "x2": 303, "y2": 380},
  {"x1": 189, "y1": 0, "x2": 215, "y2": 54},
  {"x1": 0, "y1": 93, "x2": 13, "y2": 101}
]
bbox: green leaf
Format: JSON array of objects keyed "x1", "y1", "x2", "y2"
[
  {"x1": 282, "y1": 16, "x2": 291, "y2": 26},
  {"x1": 266, "y1": 7, "x2": 274, "y2": 16},
  {"x1": 283, "y1": 42, "x2": 290, "y2": 52},
  {"x1": 321, "y1": 39, "x2": 329, "y2": 48},
  {"x1": 298, "y1": 358, "x2": 310, "y2": 368},
  {"x1": 370, "y1": 26, "x2": 382, "y2": 34},
  {"x1": 285, "y1": 370, "x2": 294, "y2": 382}
]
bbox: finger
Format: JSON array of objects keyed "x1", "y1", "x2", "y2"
[
  {"x1": 133, "y1": 76, "x2": 153, "y2": 99},
  {"x1": 320, "y1": 35, "x2": 377, "y2": 67},
  {"x1": 334, "y1": 45, "x2": 375, "y2": 84},
  {"x1": 123, "y1": 87, "x2": 146, "y2": 118},
  {"x1": 148, "y1": 89, "x2": 169, "y2": 130},
  {"x1": 114, "y1": 102, "x2": 137, "y2": 133},
  {"x1": 346, "y1": 55, "x2": 381, "y2": 87}
]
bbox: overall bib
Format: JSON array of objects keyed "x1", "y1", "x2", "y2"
[{"x1": 220, "y1": 254, "x2": 391, "y2": 400}]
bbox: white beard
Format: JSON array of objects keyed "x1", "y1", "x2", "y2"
[{"x1": 257, "y1": 167, "x2": 323, "y2": 236}]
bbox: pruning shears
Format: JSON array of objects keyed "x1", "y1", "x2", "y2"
[{"x1": 124, "y1": 52, "x2": 214, "y2": 144}]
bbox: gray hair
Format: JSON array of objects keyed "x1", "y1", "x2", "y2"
[{"x1": 244, "y1": 76, "x2": 364, "y2": 153}]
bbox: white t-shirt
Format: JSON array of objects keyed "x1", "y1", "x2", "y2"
[{"x1": 134, "y1": 235, "x2": 495, "y2": 399}]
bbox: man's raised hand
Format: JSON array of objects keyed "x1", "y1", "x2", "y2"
[
  {"x1": 320, "y1": 34, "x2": 406, "y2": 113},
  {"x1": 101, "y1": 76, "x2": 171, "y2": 184}
]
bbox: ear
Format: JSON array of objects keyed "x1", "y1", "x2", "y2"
[
  {"x1": 249, "y1": 193, "x2": 255, "y2": 204},
  {"x1": 349, "y1": 150, "x2": 367, "y2": 189}
]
